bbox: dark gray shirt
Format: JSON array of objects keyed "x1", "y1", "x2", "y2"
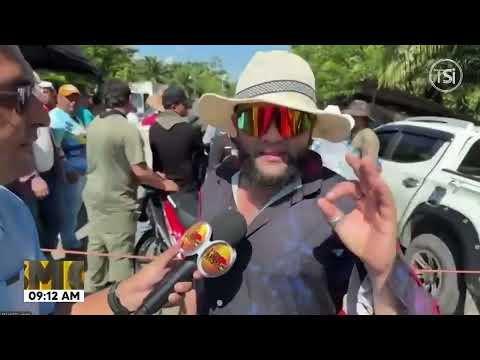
[{"x1": 198, "y1": 151, "x2": 357, "y2": 315}]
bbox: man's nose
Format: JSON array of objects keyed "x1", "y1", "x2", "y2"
[
  {"x1": 261, "y1": 121, "x2": 283, "y2": 143},
  {"x1": 27, "y1": 96, "x2": 50, "y2": 127}
]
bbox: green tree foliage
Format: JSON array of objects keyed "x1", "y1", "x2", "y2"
[
  {"x1": 292, "y1": 45, "x2": 480, "y2": 122},
  {"x1": 137, "y1": 56, "x2": 172, "y2": 84},
  {"x1": 81, "y1": 45, "x2": 138, "y2": 81},
  {"x1": 38, "y1": 45, "x2": 235, "y2": 99},
  {"x1": 291, "y1": 45, "x2": 384, "y2": 107},
  {"x1": 39, "y1": 45, "x2": 480, "y2": 121}
]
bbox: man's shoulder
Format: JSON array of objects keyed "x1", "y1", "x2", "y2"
[
  {"x1": 207, "y1": 157, "x2": 239, "y2": 183},
  {"x1": 0, "y1": 187, "x2": 40, "y2": 256},
  {"x1": 156, "y1": 112, "x2": 190, "y2": 130},
  {"x1": 149, "y1": 120, "x2": 162, "y2": 130},
  {"x1": 358, "y1": 128, "x2": 377, "y2": 136},
  {"x1": 91, "y1": 114, "x2": 132, "y2": 132},
  {"x1": 300, "y1": 150, "x2": 345, "y2": 186},
  {"x1": 352, "y1": 128, "x2": 379, "y2": 144},
  {"x1": 296, "y1": 151, "x2": 355, "y2": 214},
  {"x1": 48, "y1": 108, "x2": 68, "y2": 124},
  {"x1": 48, "y1": 107, "x2": 62, "y2": 116},
  {"x1": 0, "y1": 186, "x2": 26, "y2": 213}
]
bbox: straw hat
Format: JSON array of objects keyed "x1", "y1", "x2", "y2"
[{"x1": 198, "y1": 51, "x2": 352, "y2": 142}]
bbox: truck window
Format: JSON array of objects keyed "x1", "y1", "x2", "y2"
[
  {"x1": 130, "y1": 93, "x2": 144, "y2": 114},
  {"x1": 391, "y1": 132, "x2": 444, "y2": 163},
  {"x1": 458, "y1": 139, "x2": 480, "y2": 177},
  {"x1": 377, "y1": 131, "x2": 397, "y2": 159}
]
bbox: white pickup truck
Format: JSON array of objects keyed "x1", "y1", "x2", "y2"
[{"x1": 373, "y1": 117, "x2": 480, "y2": 314}]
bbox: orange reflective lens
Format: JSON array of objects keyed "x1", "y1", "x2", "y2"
[
  {"x1": 235, "y1": 104, "x2": 314, "y2": 139},
  {"x1": 197, "y1": 241, "x2": 236, "y2": 278},
  {"x1": 180, "y1": 222, "x2": 212, "y2": 256}
]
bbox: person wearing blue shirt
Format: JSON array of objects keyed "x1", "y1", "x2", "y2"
[
  {"x1": 49, "y1": 84, "x2": 87, "y2": 251},
  {"x1": 0, "y1": 45, "x2": 198, "y2": 315},
  {"x1": 75, "y1": 92, "x2": 95, "y2": 128},
  {"x1": 75, "y1": 106, "x2": 94, "y2": 128}
]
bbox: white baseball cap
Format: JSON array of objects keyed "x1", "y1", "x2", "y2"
[{"x1": 38, "y1": 81, "x2": 55, "y2": 90}]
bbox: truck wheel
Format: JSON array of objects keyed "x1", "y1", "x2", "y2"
[{"x1": 405, "y1": 233, "x2": 466, "y2": 315}]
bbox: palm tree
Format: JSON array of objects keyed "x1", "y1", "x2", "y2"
[
  {"x1": 378, "y1": 45, "x2": 480, "y2": 121},
  {"x1": 140, "y1": 56, "x2": 171, "y2": 84},
  {"x1": 378, "y1": 45, "x2": 453, "y2": 91}
]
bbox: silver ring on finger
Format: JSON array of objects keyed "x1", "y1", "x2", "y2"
[{"x1": 329, "y1": 214, "x2": 345, "y2": 229}]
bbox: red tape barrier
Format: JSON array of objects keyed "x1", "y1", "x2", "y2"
[{"x1": 41, "y1": 248, "x2": 480, "y2": 274}]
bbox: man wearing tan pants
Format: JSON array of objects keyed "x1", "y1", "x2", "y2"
[{"x1": 83, "y1": 80, "x2": 178, "y2": 293}]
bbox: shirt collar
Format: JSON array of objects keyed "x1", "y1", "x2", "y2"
[
  {"x1": 231, "y1": 172, "x2": 303, "y2": 217},
  {"x1": 156, "y1": 111, "x2": 189, "y2": 130}
]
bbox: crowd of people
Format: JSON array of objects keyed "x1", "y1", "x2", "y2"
[{"x1": 0, "y1": 45, "x2": 440, "y2": 315}]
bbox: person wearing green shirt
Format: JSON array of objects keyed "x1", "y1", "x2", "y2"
[{"x1": 83, "y1": 79, "x2": 179, "y2": 293}]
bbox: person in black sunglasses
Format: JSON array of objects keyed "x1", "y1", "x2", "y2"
[
  {"x1": 0, "y1": 45, "x2": 200, "y2": 315},
  {"x1": 5, "y1": 76, "x2": 64, "y2": 255}
]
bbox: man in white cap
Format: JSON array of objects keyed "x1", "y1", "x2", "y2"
[
  {"x1": 38, "y1": 80, "x2": 57, "y2": 111},
  {"x1": 186, "y1": 50, "x2": 438, "y2": 315}
]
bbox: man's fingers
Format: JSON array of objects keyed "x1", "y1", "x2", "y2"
[
  {"x1": 151, "y1": 244, "x2": 182, "y2": 269},
  {"x1": 36, "y1": 193, "x2": 48, "y2": 200},
  {"x1": 345, "y1": 153, "x2": 362, "y2": 176},
  {"x1": 358, "y1": 159, "x2": 396, "y2": 210},
  {"x1": 318, "y1": 198, "x2": 345, "y2": 223},
  {"x1": 372, "y1": 178, "x2": 397, "y2": 218},
  {"x1": 193, "y1": 270, "x2": 203, "y2": 280},
  {"x1": 325, "y1": 181, "x2": 363, "y2": 202},
  {"x1": 166, "y1": 293, "x2": 184, "y2": 307},
  {"x1": 174, "y1": 281, "x2": 193, "y2": 294},
  {"x1": 358, "y1": 157, "x2": 381, "y2": 189}
]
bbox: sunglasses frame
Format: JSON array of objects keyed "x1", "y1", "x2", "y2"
[
  {"x1": 234, "y1": 104, "x2": 315, "y2": 139},
  {"x1": 0, "y1": 84, "x2": 34, "y2": 114}
]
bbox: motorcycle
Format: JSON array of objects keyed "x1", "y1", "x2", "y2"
[{"x1": 133, "y1": 186, "x2": 200, "y2": 272}]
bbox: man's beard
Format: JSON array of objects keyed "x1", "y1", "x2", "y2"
[{"x1": 240, "y1": 154, "x2": 300, "y2": 191}]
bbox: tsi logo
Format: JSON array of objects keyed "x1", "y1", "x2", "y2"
[{"x1": 429, "y1": 59, "x2": 463, "y2": 93}]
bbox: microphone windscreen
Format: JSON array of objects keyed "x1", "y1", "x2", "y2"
[{"x1": 209, "y1": 210, "x2": 247, "y2": 248}]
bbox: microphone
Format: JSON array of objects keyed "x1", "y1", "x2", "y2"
[{"x1": 134, "y1": 210, "x2": 247, "y2": 315}]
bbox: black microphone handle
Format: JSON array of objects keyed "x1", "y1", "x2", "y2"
[{"x1": 134, "y1": 260, "x2": 198, "y2": 315}]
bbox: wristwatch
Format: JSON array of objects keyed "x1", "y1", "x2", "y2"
[{"x1": 107, "y1": 282, "x2": 133, "y2": 315}]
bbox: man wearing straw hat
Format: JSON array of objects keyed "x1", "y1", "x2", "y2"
[
  {"x1": 187, "y1": 50, "x2": 437, "y2": 315},
  {"x1": 343, "y1": 99, "x2": 381, "y2": 164}
]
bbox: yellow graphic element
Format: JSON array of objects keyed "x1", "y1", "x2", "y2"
[
  {"x1": 199, "y1": 243, "x2": 233, "y2": 276},
  {"x1": 24, "y1": 260, "x2": 85, "y2": 290},
  {"x1": 180, "y1": 222, "x2": 210, "y2": 253}
]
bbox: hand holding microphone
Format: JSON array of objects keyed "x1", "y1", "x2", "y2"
[
  {"x1": 114, "y1": 245, "x2": 203, "y2": 314},
  {"x1": 134, "y1": 210, "x2": 247, "y2": 315}
]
